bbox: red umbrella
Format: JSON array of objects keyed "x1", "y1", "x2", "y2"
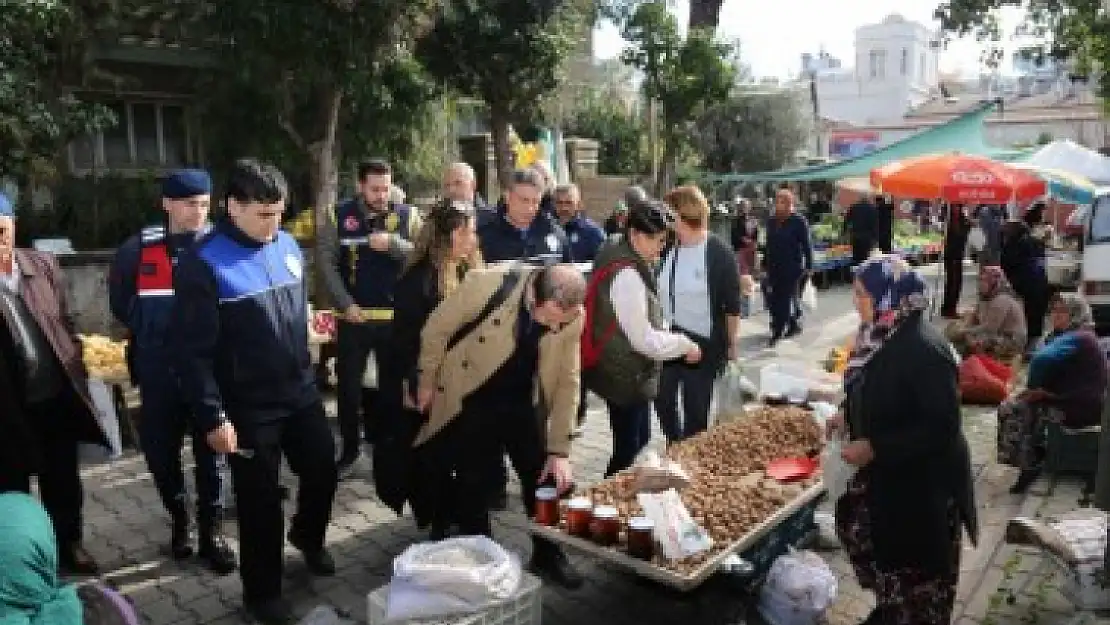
[{"x1": 871, "y1": 154, "x2": 1047, "y2": 203}]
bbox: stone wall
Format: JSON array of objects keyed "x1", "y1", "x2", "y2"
[{"x1": 57, "y1": 251, "x2": 119, "y2": 337}]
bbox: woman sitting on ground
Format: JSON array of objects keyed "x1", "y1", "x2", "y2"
[
  {"x1": 0, "y1": 492, "x2": 143, "y2": 624},
  {"x1": 829, "y1": 254, "x2": 977, "y2": 625},
  {"x1": 945, "y1": 265, "x2": 1027, "y2": 362},
  {"x1": 997, "y1": 293, "x2": 1108, "y2": 494}
]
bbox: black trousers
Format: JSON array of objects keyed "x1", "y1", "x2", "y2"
[
  {"x1": 1017, "y1": 280, "x2": 1051, "y2": 345},
  {"x1": 336, "y1": 321, "x2": 390, "y2": 455},
  {"x1": 654, "y1": 359, "x2": 717, "y2": 443},
  {"x1": 0, "y1": 391, "x2": 84, "y2": 546},
  {"x1": 941, "y1": 252, "x2": 965, "y2": 316},
  {"x1": 766, "y1": 274, "x2": 802, "y2": 337},
  {"x1": 605, "y1": 400, "x2": 651, "y2": 477},
  {"x1": 439, "y1": 394, "x2": 546, "y2": 537},
  {"x1": 137, "y1": 369, "x2": 224, "y2": 527},
  {"x1": 227, "y1": 401, "x2": 338, "y2": 604}
]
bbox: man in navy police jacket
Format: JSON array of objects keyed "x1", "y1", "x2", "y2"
[{"x1": 171, "y1": 159, "x2": 337, "y2": 625}]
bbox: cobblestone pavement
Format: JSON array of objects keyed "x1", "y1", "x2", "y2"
[{"x1": 64, "y1": 266, "x2": 1110, "y2": 624}]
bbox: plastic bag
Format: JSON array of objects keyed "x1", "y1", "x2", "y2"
[
  {"x1": 385, "y1": 536, "x2": 522, "y2": 622},
  {"x1": 757, "y1": 549, "x2": 838, "y2": 625},
  {"x1": 760, "y1": 362, "x2": 839, "y2": 404},
  {"x1": 714, "y1": 361, "x2": 756, "y2": 423},
  {"x1": 976, "y1": 354, "x2": 1014, "y2": 384},
  {"x1": 637, "y1": 489, "x2": 713, "y2": 560},
  {"x1": 820, "y1": 435, "x2": 857, "y2": 503},
  {"x1": 801, "y1": 281, "x2": 818, "y2": 313},
  {"x1": 959, "y1": 355, "x2": 1007, "y2": 405},
  {"x1": 628, "y1": 450, "x2": 691, "y2": 493}
]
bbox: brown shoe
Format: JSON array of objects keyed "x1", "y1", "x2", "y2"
[
  {"x1": 1004, "y1": 518, "x2": 1077, "y2": 566},
  {"x1": 59, "y1": 543, "x2": 99, "y2": 576}
]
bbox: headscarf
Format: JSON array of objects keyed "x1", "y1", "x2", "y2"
[
  {"x1": 843, "y1": 254, "x2": 928, "y2": 386},
  {"x1": 978, "y1": 265, "x2": 1012, "y2": 301},
  {"x1": 1055, "y1": 292, "x2": 1094, "y2": 332},
  {"x1": 0, "y1": 494, "x2": 83, "y2": 625}
]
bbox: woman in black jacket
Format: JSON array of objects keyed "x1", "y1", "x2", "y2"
[
  {"x1": 373, "y1": 199, "x2": 483, "y2": 539},
  {"x1": 1001, "y1": 214, "x2": 1050, "y2": 351},
  {"x1": 0, "y1": 309, "x2": 36, "y2": 493},
  {"x1": 829, "y1": 255, "x2": 978, "y2": 624}
]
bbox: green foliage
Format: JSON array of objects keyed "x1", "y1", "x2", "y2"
[
  {"x1": 562, "y1": 91, "x2": 649, "y2": 175},
  {"x1": 418, "y1": 0, "x2": 585, "y2": 182},
  {"x1": 935, "y1": 0, "x2": 1110, "y2": 80},
  {"x1": 0, "y1": 0, "x2": 117, "y2": 180},
  {"x1": 618, "y1": 1, "x2": 736, "y2": 184},
  {"x1": 693, "y1": 89, "x2": 808, "y2": 174},
  {"x1": 15, "y1": 173, "x2": 161, "y2": 249}
]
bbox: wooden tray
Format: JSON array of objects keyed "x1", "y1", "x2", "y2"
[{"x1": 529, "y1": 482, "x2": 825, "y2": 592}]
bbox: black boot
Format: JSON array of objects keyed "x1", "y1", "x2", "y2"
[
  {"x1": 170, "y1": 513, "x2": 194, "y2": 560},
  {"x1": 245, "y1": 597, "x2": 295, "y2": 625},
  {"x1": 528, "y1": 536, "x2": 582, "y2": 590},
  {"x1": 198, "y1": 522, "x2": 237, "y2": 575},
  {"x1": 336, "y1": 448, "x2": 360, "y2": 481},
  {"x1": 288, "y1": 531, "x2": 336, "y2": 576},
  {"x1": 1010, "y1": 469, "x2": 1041, "y2": 494}
]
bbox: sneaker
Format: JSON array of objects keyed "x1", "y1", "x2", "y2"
[{"x1": 245, "y1": 598, "x2": 295, "y2": 625}]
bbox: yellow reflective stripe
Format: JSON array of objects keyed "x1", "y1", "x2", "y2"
[{"x1": 358, "y1": 308, "x2": 394, "y2": 321}]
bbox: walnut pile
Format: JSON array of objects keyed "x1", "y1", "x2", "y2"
[{"x1": 581, "y1": 405, "x2": 823, "y2": 576}]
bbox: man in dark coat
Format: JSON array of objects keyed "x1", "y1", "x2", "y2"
[
  {"x1": 764, "y1": 189, "x2": 813, "y2": 345},
  {"x1": 0, "y1": 192, "x2": 106, "y2": 574},
  {"x1": 843, "y1": 195, "x2": 878, "y2": 265}
]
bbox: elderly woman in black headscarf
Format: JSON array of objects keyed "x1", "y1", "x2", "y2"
[
  {"x1": 997, "y1": 292, "x2": 1108, "y2": 493},
  {"x1": 828, "y1": 254, "x2": 978, "y2": 625}
]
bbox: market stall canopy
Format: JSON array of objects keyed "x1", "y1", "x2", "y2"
[
  {"x1": 704, "y1": 102, "x2": 1030, "y2": 184},
  {"x1": 1020, "y1": 139, "x2": 1110, "y2": 186},
  {"x1": 1011, "y1": 162, "x2": 1097, "y2": 205}
]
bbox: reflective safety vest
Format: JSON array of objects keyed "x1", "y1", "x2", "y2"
[
  {"x1": 333, "y1": 200, "x2": 418, "y2": 320},
  {"x1": 131, "y1": 226, "x2": 177, "y2": 353}
]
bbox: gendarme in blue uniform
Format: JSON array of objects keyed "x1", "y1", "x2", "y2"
[
  {"x1": 333, "y1": 198, "x2": 418, "y2": 319},
  {"x1": 171, "y1": 219, "x2": 317, "y2": 434}
]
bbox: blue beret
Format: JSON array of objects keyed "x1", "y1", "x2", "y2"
[
  {"x1": 162, "y1": 169, "x2": 212, "y2": 199},
  {"x1": 0, "y1": 193, "x2": 12, "y2": 218}
]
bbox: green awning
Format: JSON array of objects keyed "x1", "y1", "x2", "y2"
[{"x1": 706, "y1": 102, "x2": 1032, "y2": 183}]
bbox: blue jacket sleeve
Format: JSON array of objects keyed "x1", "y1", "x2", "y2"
[
  {"x1": 1028, "y1": 332, "x2": 1082, "y2": 389},
  {"x1": 107, "y1": 235, "x2": 141, "y2": 328},
  {"x1": 169, "y1": 249, "x2": 224, "y2": 434}
]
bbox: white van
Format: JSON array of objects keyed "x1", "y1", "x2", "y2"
[{"x1": 1082, "y1": 190, "x2": 1110, "y2": 333}]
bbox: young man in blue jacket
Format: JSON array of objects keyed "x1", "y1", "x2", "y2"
[{"x1": 171, "y1": 159, "x2": 337, "y2": 625}]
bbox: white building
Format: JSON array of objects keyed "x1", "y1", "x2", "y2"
[{"x1": 805, "y1": 14, "x2": 943, "y2": 128}]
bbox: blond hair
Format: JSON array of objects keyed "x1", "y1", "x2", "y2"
[{"x1": 663, "y1": 185, "x2": 711, "y2": 228}]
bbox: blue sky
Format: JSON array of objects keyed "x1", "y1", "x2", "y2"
[{"x1": 593, "y1": 0, "x2": 1026, "y2": 78}]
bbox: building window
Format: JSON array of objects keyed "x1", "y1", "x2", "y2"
[
  {"x1": 869, "y1": 49, "x2": 887, "y2": 79},
  {"x1": 900, "y1": 48, "x2": 908, "y2": 76},
  {"x1": 68, "y1": 100, "x2": 193, "y2": 172}
]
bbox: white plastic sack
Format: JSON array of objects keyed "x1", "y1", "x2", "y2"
[
  {"x1": 801, "y1": 282, "x2": 818, "y2": 313},
  {"x1": 821, "y1": 435, "x2": 857, "y2": 503},
  {"x1": 760, "y1": 362, "x2": 840, "y2": 404},
  {"x1": 637, "y1": 489, "x2": 713, "y2": 561},
  {"x1": 757, "y1": 550, "x2": 837, "y2": 625},
  {"x1": 385, "y1": 536, "x2": 522, "y2": 622},
  {"x1": 297, "y1": 606, "x2": 350, "y2": 625}
]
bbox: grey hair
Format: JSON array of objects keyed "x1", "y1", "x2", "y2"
[
  {"x1": 535, "y1": 263, "x2": 586, "y2": 310},
  {"x1": 446, "y1": 162, "x2": 475, "y2": 181},
  {"x1": 554, "y1": 183, "x2": 579, "y2": 200},
  {"x1": 509, "y1": 168, "x2": 545, "y2": 192},
  {"x1": 624, "y1": 185, "x2": 648, "y2": 208}
]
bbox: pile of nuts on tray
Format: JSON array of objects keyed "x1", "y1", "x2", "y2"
[{"x1": 583, "y1": 405, "x2": 824, "y2": 575}]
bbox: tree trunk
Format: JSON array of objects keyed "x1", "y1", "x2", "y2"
[
  {"x1": 309, "y1": 88, "x2": 343, "y2": 307},
  {"x1": 489, "y1": 103, "x2": 514, "y2": 197},
  {"x1": 688, "y1": 0, "x2": 724, "y2": 32},
  {"x1": 659, "y1": 134, "x2": 679, "y2": 195}
]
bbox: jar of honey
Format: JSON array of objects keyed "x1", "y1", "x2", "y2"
[
  {"x1": 626, "y1": 517, "x2": 655, "y2": 561},
  {"x1": 590, "y1": 505, "x2": 620, "y2": 546},
  {"x1": 565, "y1": 497, "x2": 593, "y2": 538},
  {"x1": 534, "y1": 487, "x2": 559, "y2": 527}
]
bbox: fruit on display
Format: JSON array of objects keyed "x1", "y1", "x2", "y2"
[
  {"x1": 581, "y1": 406, "x2": 824, "y2": 575},
  {"x1": 79, "y1": 334, "x2": 128, "y2": 380}
]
